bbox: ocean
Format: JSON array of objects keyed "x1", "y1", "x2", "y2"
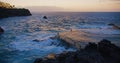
[{"x1": 0, "y1": 12, "x2": 120, "y2": 63}]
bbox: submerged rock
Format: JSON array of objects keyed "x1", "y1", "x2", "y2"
[
  {"x1": 32, "y1": 39, "x2": 45, "y2": 42},
  {"x1": 50, "y1": 36, "x2": 56, "y2": 40},
  {"x1": 0, "y1": 27, "x2": 4, "y2": 34},
  {"x1": 34, "y1": 39, "x2": 120, "y2": 63},
  {"x1": 33, "y1": 39, "x2": 40, "y2": 42}
]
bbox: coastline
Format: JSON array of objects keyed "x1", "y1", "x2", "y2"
[{"x1": 34, "y1": 39, "x2": 120, "y2": 63}]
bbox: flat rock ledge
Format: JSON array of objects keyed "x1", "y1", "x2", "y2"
[
  {"x1": 57, "y1": 30, "x2": 99, "y2": 49},
  {"x1": 34, "y1": 39, "x2": 120, "y2": 63}
]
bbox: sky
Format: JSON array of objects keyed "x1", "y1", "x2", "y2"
[{"x1": 1, "y1": 0, "x2": 120, "y2": 12}]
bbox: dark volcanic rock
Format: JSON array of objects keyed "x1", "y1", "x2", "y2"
[
  {"x1": 98, "y1": 39, "x2": 120, "y2": 63},
  {"x1": 34, "y1": 58, "x2": 43, "y2": 63},
  {"x1": 108, "y1": 23, "x2": 120, "y2": 29},
  {"x1": 34, "y1": 39, "x2": 120, "y2": 63},
  {"x1": 0, "y1": 27, "x2": 4, "y2": 34},
  {"x1": 33, "y1": 39, "x2": 40, "y2": 42},
  {"x1": 0, "y1": 7, "x2": 31, "y2": 19},
  {"x1": 84, "y1": 42, "x2": 98, "y2": 51},
  {"x1": 43, "y1": 16, "x2": 47, "y2": 19}
]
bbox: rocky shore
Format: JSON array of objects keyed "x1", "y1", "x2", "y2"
[
  {"x1": 0, "y1": 7, "x2": 31, "y2": 19},
  {"x1": 34, "y1": 39, "x2": 120, "y2": 63}
]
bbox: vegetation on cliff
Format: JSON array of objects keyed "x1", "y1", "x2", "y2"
[{"x1": 0, "y1": 1, "x2": 14, "y2": 8}]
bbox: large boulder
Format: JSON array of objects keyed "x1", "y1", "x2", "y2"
[
  {"x1": 43, "y1": 16, "x2": 47, "y2": 19},
  {"x1": 0, "y1": 27, "x2": 4, "y2": 34},
  {"x1": 98, "y1": 39, "x2": 120, "y2": 63}
]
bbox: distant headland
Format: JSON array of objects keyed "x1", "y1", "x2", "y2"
[{"x1": 0, "y1": 1, "x2": 32, "y2": 19}]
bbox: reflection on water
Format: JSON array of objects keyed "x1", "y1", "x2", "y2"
[{"x1": 0, "y1": 12, "x2": 120, "y2": 63}]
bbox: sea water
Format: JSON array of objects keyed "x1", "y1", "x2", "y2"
[{"x1": 0, "y1": 12, "x2": 120, "y2": 63}]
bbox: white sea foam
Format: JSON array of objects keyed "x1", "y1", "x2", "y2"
[
  {"x1": 8, "y1": 31, "x2": 75, "y2": 63},
  {"x1": 80, "y1": 29, "x2": 120, "y2": 35}
]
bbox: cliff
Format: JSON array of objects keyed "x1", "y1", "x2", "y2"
[
  {"x1": 0, "y1": 1, "x2": 31, "y2": 19},
  {"x1": 0, "y1": 8, "x2": 32, "y2": 19}
]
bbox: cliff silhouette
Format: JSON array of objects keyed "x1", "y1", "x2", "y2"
[{"x1": 0, "y1": 1, "x2": 31, "y2": 19}]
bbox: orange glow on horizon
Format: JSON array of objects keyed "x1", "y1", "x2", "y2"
[{"x1": 1, "y1": 0, "x2": 120, "y2": 12}]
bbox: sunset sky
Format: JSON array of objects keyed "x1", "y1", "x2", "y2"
[{"x1": 1, "y1": 0, "x2": 120, "y2": 12}]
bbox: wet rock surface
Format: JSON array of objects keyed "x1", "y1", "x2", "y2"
[
  {"x1": 34, "y1": 39, "x2": 120, "y2": 63},
  {"x1": 0, "y1": 27, "x2": 4, "y2": 34}
]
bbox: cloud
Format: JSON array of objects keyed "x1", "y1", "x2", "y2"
[
  {"x1": 108, "y1": 0, "x2": 120, "y2": 1},
  {"x1": 26, "y1": 6, "x2": 67, "y2": 12}
]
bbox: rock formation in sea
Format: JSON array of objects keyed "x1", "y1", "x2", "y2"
[
  {"x1": 108, "y1": 23, "x2": 120, "y2": 29},
  {"x1": 43, "y1": 16, "x2": 47, "y2": 19},
  {"x1": 0, "y1": 27, "x2": 4, "y2": 34},
  {"x1": 34, "y1": 39, "x2": 120, "y2": 63},
  {"x1": 0, "y1": 1, "x2": 31, "y2": 19}
]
